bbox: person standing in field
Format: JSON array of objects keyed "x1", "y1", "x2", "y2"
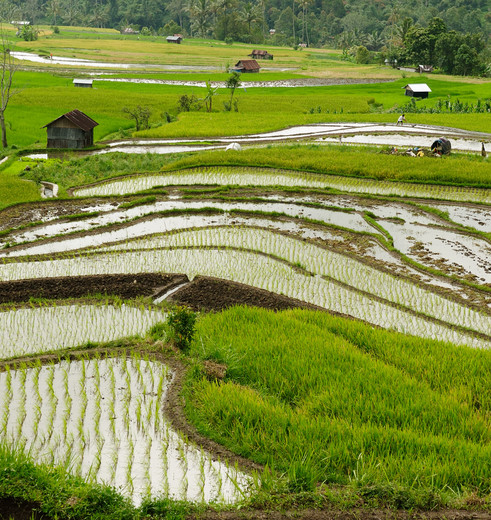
[{"x1": 396, "y1": 114, "x2": 407, "y2": 126}]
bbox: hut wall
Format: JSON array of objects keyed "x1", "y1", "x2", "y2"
[
  {"x1": 47, "y1": 125, "x2": 93, "y2": 149},
  {"x1": 405, "y1": 90, "x2": 429, "y2": 99}
]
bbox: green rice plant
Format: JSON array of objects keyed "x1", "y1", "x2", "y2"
[{"x1": 185, "y1": 306, "x2": 491, "y2": 505}]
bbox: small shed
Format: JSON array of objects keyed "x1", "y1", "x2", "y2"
[
  {"x1": 166, "y1": 35, "x2": 183, "y2": 44},
  {"x1": 249, "y1": 50, "x2": 273, "y2": 60},
  {"x1": 73, "y1": 79, "x2": 93, "y2": 88},
  {"x1": 233, "y1": 59, "x2": 260, "y2": 73},
  {"x1": 121, "y1": 27, "x2": 138, "y2": 34},
  {"x1": 43, "y1": 110, "x2": 98, "y2": 149},
  {"x1": 403, "y1": 83, "x2": 432, "y2": 99},
  {"x1": 417, "y1": 65, "x2": 433, "y2": 74}
]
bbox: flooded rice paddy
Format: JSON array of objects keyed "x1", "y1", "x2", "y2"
[
  {"x1": 1, "y1": 171, "x2": 490, "y2": 347},
  {"x1": 0, "y1": 357, "x2": 252, "y2": 505},
  {"x1": 1, "y1": 138, "x2": 490, "y2": 506}
]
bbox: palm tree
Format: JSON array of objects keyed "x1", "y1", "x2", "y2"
[
  {"x1": 295, "y1": 0, "x2": 312, "y2": 45},
  {"x1": 188, "y1": 0, "x2": 211, "y2": 37},
  {"x1": 225, "y1": 72, "x2": 241, "y2": 110},
  {"x1": 241, "y1": 1, "x2": 262, "y2": 34},
  {"x1": 45, "y1": 0, "x2": 62, "y2": 25}
]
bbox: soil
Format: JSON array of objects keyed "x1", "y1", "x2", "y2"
[
  {"x1": 0, "y1": 273, "x2": 187, "y2": 304},
  {"x1": 167, "y1": 275, "x2": 322, "y2": 312},
  {"x1": 0, "y1": 271, "x2": 324, "y2": 313}
]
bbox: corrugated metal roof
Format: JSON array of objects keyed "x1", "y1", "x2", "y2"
[
  {"x1": 235, "y1": 59, "x2": 260, "y2": 70},
  {"x1": 73, "y1": 79, "x2": 93, "y2": 85},
  {"x1": 403, "y1": 83, "x2": 432, "y2": 92},
  {"x1": 42, "y1": 110, "x2": 99, "y2": 131}
]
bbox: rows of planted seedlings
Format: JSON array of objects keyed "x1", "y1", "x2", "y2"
[
  {"x1": 0, "y1": 303, "x2": 168, "y2": 359},
  {"x1": 0, "y1": 201, "x2": 377, "y2": 256},
  {"x1": 0, "y1": 247, "x2": 486, "y2": 348},
  {"x1": 0, "y1": 355, "x2": 252, "y2": 505},
  {"x1": 5, "y1": 190, "x2": 489, "y2": 253},
  {"x1": 101, "y1": 228, "x2": 491, "y2": 336},
  {"x1": 72, "y1": 166, "x2": 491, "y2": 204},
  {"x1": 2, "y1": 189, "x2": 489, "y2": 292}
]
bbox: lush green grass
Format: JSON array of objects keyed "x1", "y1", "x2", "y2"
[
  {"x1": 0, "y1": 159, "x2": 42, "y2": 210},
  {"x1": 0, "y1": 433, "x2": 195, "y2": 520},
  {"x1": 12, "y1": 144, "x2": 491, "y2": 211},
  {"x1": 185, "y1": 306, "x2": 490, "y2": 507},
  {"x1": 3, "y1": 68, "x2": 490, "y2": 148},
  {"x1": 24, "y1": 153, "x2": 177, "y2": 191}
]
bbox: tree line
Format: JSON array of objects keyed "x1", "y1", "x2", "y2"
[{"x1": 0, "y1": 0, "x2": 489, "y2": 74}]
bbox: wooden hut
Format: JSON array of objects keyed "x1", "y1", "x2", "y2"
[
  {"x1": 166, "y1": 35, "x2": 183, "y2": 44},
  {"x1": 403, "y1": 83, "x2": 431, "y2": 99},
  {"x1": 249, "y1": 50, "x2": 273, "y2": 60},
  {"x1": 43, "y1": 110, "x2": 98, "y2": 149},
  {"x1": 233, "y1": 59, "x2": 260, "y2": 73}
]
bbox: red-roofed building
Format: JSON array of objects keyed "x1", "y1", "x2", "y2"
[{"x1": 233, "y1": 59, "x2": 260, "y2": 73}]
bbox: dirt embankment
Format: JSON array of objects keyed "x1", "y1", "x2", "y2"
[{"x1": 0, "y1": 272, "x2": 321, "y2": 313}]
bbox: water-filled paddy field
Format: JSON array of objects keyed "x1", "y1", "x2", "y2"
[{"x1": 1, "y1": 158, "x2": 490, "y2": 513}]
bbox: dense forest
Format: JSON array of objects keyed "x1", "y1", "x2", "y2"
[{"x1": 1, "y1": 0, "x2": 489, "y2": 74}]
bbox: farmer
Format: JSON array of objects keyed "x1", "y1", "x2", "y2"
[{"x1": 396, "y1": 114, "x2": 407, "y2": 126}]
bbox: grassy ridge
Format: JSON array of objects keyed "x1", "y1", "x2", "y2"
[
  {"x1": 185, "y1": 306, "x2": 490, "y2": 505},
  {"x1": 163, "y1": 145, "x2": 491, "y2": 187}
]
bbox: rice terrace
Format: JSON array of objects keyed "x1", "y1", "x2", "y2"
[{"x1": 0, "y1": 16, "x2": 489, "y2": 520}]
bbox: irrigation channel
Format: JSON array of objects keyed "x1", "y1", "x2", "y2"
[{"x1": 1, "y1": 124, "x2": 490, "y2": 508}]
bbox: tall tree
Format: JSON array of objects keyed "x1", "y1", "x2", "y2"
[
  {"x1": 295, "y1": 0, "x2": 312, "y2": 44},
  {"x1": 240, "y1": 1, "x2": 262, "y2": 34},
  {"x1": 166, "y1": 0, "x2": 188, "y2": 31},
  {"x1": 45, "y1": 0, "x2": 62, "y2": 25},
  {"x1": 188, "y1": 0, "x2": 211, "y2": 37}
]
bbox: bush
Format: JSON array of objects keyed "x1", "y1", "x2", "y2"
[
  {"x1": 18, "y1": 25, "x2": 39, "y2": 41},
  {"x1": 167, "y1": 306, "x2": 197, "y2": 351},
  {"x1": 177, "y1": 94, "x2": 202, "y2": 112},
  {"x1": 355, "y1": 45, "x2": 371, "y2": 64}
]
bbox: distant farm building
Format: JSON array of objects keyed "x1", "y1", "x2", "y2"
[
  {"x1": 249, "y1": 50, "x2": 273, "y2": 60},
  {"x1": 233, "y1": 59, "x2": 260, "y2": 73},
  {"x1": 121, "y1": 27, "x2": 138, "y2": 34},
  {"x1": 73, "y1": 79, "x2": 93, "y2": 88},
  {"x1": 10, "y1": 21, "x2": 30, "y2": 26},
  {"x1": 43, "y1": 110, "x2": 98, "y2": 149},
  {"x1": 166, "y1": 35, "x2": 183, "y2": 44},
  {"x1": 403, "y1": 83, "x2": 432, "y2": 99},
  {"x1": 417, "y1": 65, "x2": 433, "y2": 73}
]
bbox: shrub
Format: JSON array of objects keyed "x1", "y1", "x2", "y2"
[{"x1": 167, "y1": 306, "x2": 197, "y2": 351}]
